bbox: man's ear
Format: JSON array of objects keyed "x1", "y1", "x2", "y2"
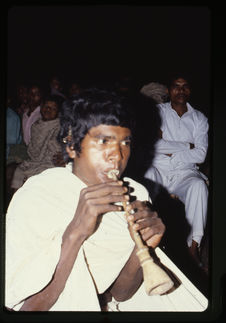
[{"x1": 66, "y1": 145, "x2": 76, "y2": 159}]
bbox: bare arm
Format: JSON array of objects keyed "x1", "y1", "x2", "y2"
[
  {"x1": 109, "y1": 246, "x2": 142, "y2": 302},
  {"x1": 20, "y1": 232, "x2": 85, "y2": 311}
]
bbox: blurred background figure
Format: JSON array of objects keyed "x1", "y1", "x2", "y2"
[
  {"x1": 15, "y1": 83, "x2": 29, "y2": 118},
  {"x1": 6, "y1": 93, "x2": 23, "y2": 211},
  {"x1": 6, "y1": 95, "x2": 22, "y2": 160},
  {"x1": 49, "y1": 76, "x2": 66, "y2": 100},
  {"x1": 114, "y1": 75, "x2": 135, "y2": 97},
  {"x1": 67, "y1": 80, "x2": 82, "y2": 97}
]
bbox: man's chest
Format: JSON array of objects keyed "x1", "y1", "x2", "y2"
[{"x1": 162, "y1": 112, "x2": 195, "y2": 142}]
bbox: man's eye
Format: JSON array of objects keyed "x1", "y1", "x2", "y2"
[
  {"x1": 121, "y1": 140, "x2": 131, "y2": 146},
  {"x1": 97, "y1": 138, "x2": 108, "y2": 145}
]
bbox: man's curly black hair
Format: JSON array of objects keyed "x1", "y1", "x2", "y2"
[{"x1": 58, "y1": 88, "x2": 135, "y2": 162}]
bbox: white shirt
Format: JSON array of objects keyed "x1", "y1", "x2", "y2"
[{"x1": 152, "y1": 102, "x2": 209, "y2": 173}]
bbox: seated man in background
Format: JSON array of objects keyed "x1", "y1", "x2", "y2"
[
  {"x1": 11, "y1": 95, "x2": 62, "y2": 191},
  {"x1": 5, "y1": 88, "x2": 207, "y2": 312},
  {"x1": 144, "y1": 75, "x2": 209, "y2": 264}
]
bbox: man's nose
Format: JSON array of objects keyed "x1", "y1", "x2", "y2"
[
  {"x1": 108, "y1": 144, "x2": 123, "y2": 162},
  {"x1": 178, "y1": 86, "x2": 185, "y2": 93}
]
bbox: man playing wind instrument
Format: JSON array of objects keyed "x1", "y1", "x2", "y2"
[{"x1": 5, "y1": 88, "x2": 207, "y2": 311}]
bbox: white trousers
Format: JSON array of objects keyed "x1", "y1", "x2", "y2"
[{"x1": 145, "y1": 167, "x2": 208, "y2": 247}]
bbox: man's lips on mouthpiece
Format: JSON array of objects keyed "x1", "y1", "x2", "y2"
[{"x1": 104, "y1": 169, "x2": 120, "y2": 180}]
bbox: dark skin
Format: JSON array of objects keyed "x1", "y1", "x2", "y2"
[
  {"x1": 40, "y1": 100, "x2": 59, "y2": 122},
  {"x1": 19, "y1": 125, "x2": 165, "y2": 311},
  {"x1": 168, "y1": 78, "x2": 190, "y2": 117}
]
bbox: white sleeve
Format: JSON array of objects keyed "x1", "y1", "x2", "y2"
[
  {"x1": 170, "y1": 114, "x2": 209, "y2": 165},
  {"x1": 155, "y1": 138, "x2": 190, "y2": 154},
  {"x1": 156, "y1": 103, "x2": 190, "y2": 154}
]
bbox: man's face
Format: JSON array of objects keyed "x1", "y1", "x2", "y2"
[
  {"x1": 41, "y1": 100, "x2": 59, "y2": 121},
  {"x1": 169, "y1": 78, "x2": 191, "y2": 105},
  {"x1": 51, "y1": 78, "x2": 61, "y2": 91},
  {"x1": 17, "y1": 86, "x2": 28, "y2": 103},
  {"x1": 28, "y1": 86, "x2": 42, "y2": 107},
  {"x1": 69, "y1": 125, "x2": 132, "y2": 186},
  {"x1": 69, "y1": 83, "x2": 81, "y2": 96}
]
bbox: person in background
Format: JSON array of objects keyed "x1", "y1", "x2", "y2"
[
  {"x1": 114, "y1": 75, "x2": 134, "y2": 97},
  {"x1": 67, "y1": 80, "x2": 82, "y2": 97},
  {"x1": 144, "y1": 75, "x2": 209, "y2": 265},
  {"x1": 15, "y1": 83, "x2": 29, "y2": 118},
  {"x1": 11, "y1": 95, "x2": 62, "y2": 191},
  {"x1": 22, "y1": 84, "x2": 43, "y2": 146},
  {"x1": 49, "y1": 76, "x2": 66, "y2": 100}
]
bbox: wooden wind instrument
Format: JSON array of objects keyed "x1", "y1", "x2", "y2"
[{"x1": 107, "y1": 169, "x2": 174, "y2": 295}]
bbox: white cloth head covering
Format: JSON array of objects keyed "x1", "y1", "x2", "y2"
[{"x1": 140, "y1": 82, "x2": 168, "y2": 103}]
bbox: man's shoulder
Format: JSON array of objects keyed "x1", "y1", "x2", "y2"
[
  {"x1": 188, "y1": 103, "x2": 208, "y2": 122},
  {"x1": 157, "y1": 102, "x2": 171, "y2": 116},
  {"x1": 22, "y1": 167, "x2": 72, "y2": 191}
]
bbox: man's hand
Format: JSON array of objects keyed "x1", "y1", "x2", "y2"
[
  {"x1": 62, "y1": 181, "x2": 129, "y2": 243},
  {"x1": 125, "y1": 201, "x2": 165, "y2": 248},
  {"x1": 164, "y1": 142, "x2": 194, "y2": 157}
]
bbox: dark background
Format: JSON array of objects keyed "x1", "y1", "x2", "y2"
[{"x1": 7, "y1": 5, "x2": 211, "y2": 116}]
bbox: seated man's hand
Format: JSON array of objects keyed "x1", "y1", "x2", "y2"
[{"x1": 125, "y1": 201, "x2": 165, "y2": 249}]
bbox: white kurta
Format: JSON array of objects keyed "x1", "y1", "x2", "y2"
[
  {"x1": 144, "y1": 102, "x2": 209, "y2": 247},
  {"x1": 5, "y1": 165, "x2": 208, "y2": 311}
]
